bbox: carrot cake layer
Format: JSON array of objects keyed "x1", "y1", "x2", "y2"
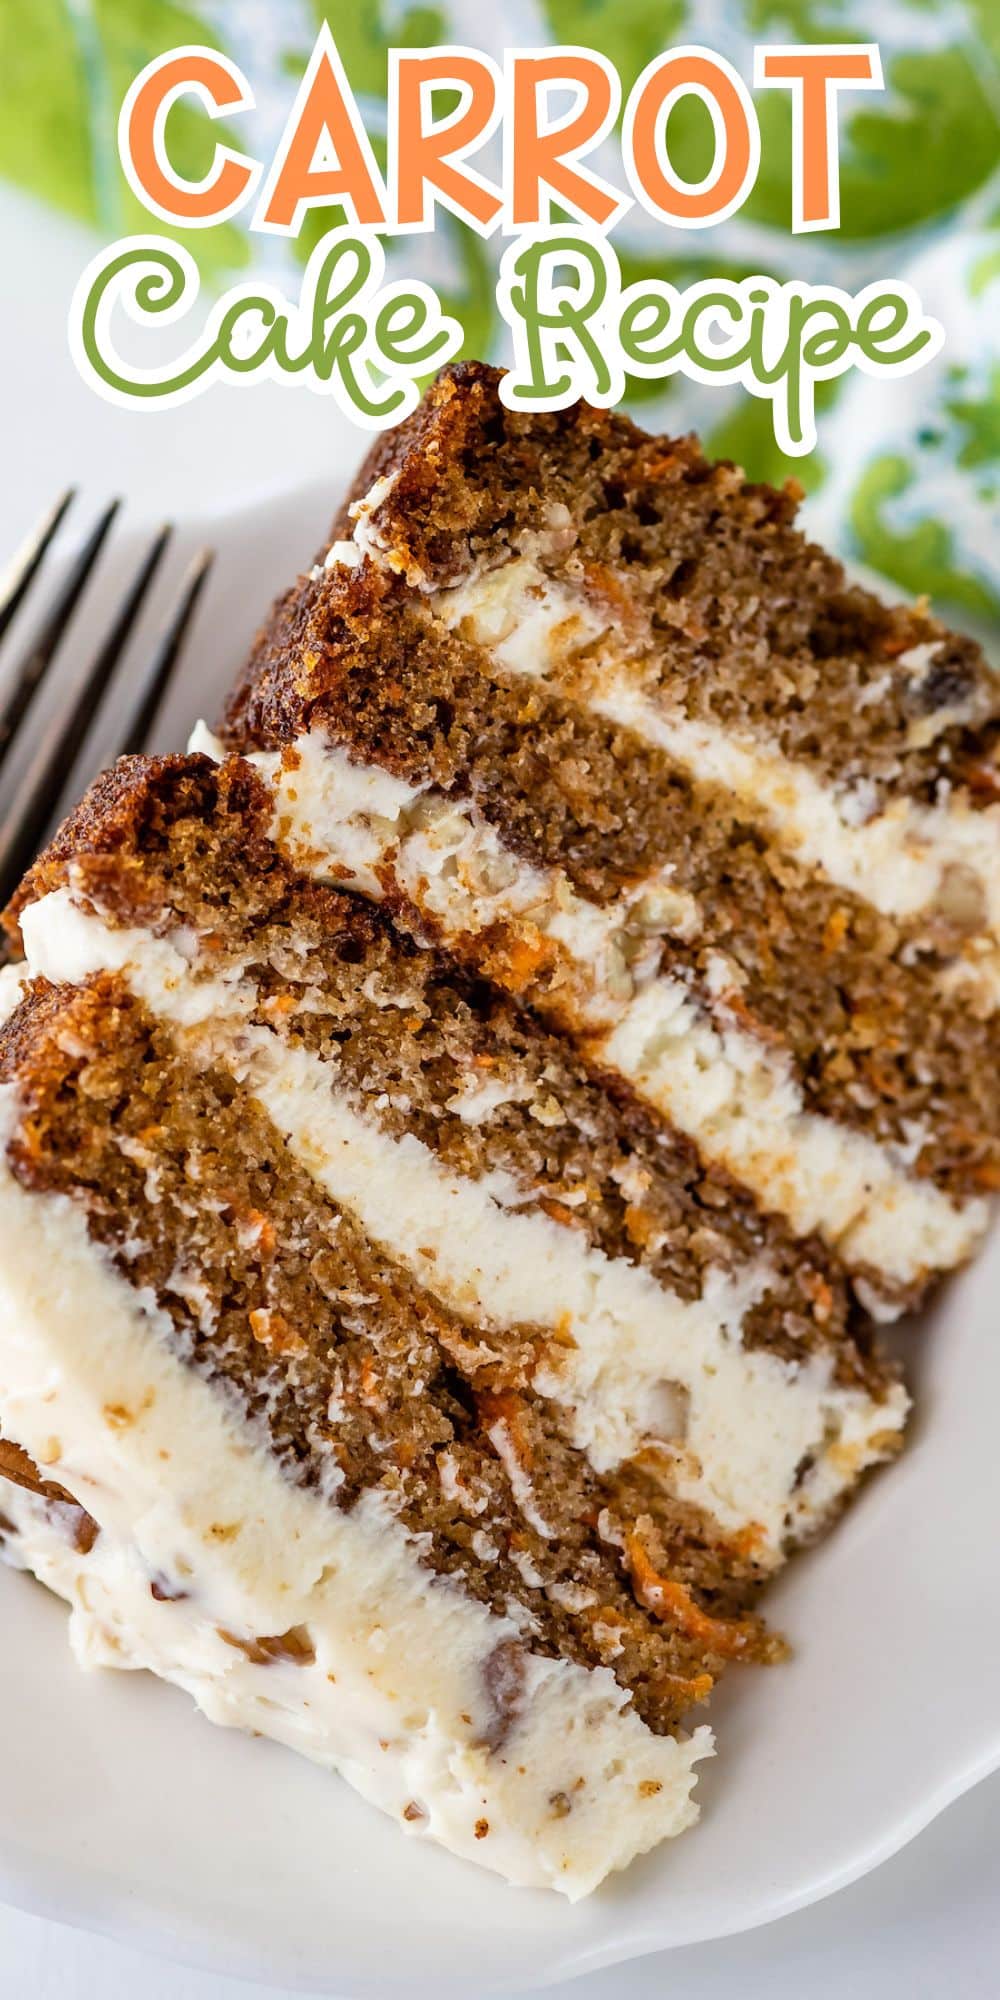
[
  {"x1": 0, "y1": 753, "x2": 906, "y2": 1892},
  {"x1": 223, "y1": 363, "x2": 1000, "y2": 1314}
]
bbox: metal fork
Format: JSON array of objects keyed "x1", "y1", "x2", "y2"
[{"x1": 0, "y1": 494, "x2": 214, "y2": 908}]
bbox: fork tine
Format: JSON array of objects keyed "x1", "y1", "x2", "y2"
[
  {"x1": 0, "y1": 489, "x2": 76, "y2": 648},
  {"x1": 0, "y1": 525, "x2": 172, "y2": 911},
  {"x1": 68, "y1": 521, "x2": 173, "y2": 744},
  {"x1": 0, "y1": 497, "x2": 121, "y2": 764},
  {"x1": 118, "y1": 546, "x2": 214, "y2": 757}
]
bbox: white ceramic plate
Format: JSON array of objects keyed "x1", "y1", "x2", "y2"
[{"x1": 1, "y1": 177, "x2": 998, "y2": 1994}]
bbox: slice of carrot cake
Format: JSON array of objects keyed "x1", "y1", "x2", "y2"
[
  {"x1": 0, "y1": 753, "x2": 904, "y2": 1894},
  {"x1": 223, "y1": 361, "x2": 1000, "y2": 1322}
]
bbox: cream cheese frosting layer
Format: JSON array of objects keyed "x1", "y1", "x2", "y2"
[
  {"x1": 0, "y1": 1107, "x2": 708, "y2": 1897},
  {"x1": 419, "y1": 550, "x2": 1000, "y2": 963},
  {"x1": 19, "y1": 888, "x2": 906, "y2": 1560},
  {"x1": 187, "y1": 726, "x2": 985, "y2": 1293}
]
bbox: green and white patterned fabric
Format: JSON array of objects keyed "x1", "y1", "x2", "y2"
[{"x1": 2, "y1": 0, "x2": 997, "y2": 627}]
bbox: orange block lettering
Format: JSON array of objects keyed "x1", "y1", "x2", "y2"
[
  {"x1": 120, "y1": 49, "x2": 258, "y2": 225},
  {"x1": 508, "y1": 52, "x2": 627, "y2": 230},
  {"x1": 755, "y1": 45, "x2": 882, "y2": 231},
  {"x1": 625, "y1": 48, "x2": 760, "y2": 227},
  {"x1": 256, "y1": 24, "x2": 386, "y2": 233},
  {"x1": 390, "y1": 51, "x2": 502, "y2": 232}
]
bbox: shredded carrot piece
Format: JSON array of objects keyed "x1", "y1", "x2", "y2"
[
  {"x1": 239, "y1": 1208, "x2": 276, "y2": 1255},
  {"x1": 626, "y1": 1532, "x2": 758, "y2": 1659},
  {"x1": 580, "y1": 560, "x2": 632, "y2": 611},
  {"x1": 801, "y1": 1269, "x2": 834, "y2": 1324},
  {"x1": 538, "y1": 1196, "x2": 583, "y2": 1231},
  {"x1": 248, "y1": 1308, "x2": 305, "y2": 1356},
  {"x1": 726, "y1": 1521, "x2": 767, "y2": 1561},
  {"x1": 822, "y1": 907, "x2": 848, "y2": 954},
  {"x1": 496, "y1": 930, "x2": 553, "y2": 992},
  {"x1": 635, "y1": 449, "x2": 681, "y2": 481},
  {"x1": 358, "y1": 1354, "x2": 385, "y2": 1407},
  {"x1": 624, "y1": 1204, "x2": 654, "y2": 1248},
  {"x1": 477, "y1": 1387, "x2": 533, "y2": 1469},
  {"x1": 655, "y1": 1670, "x2": 715, "y2": 1704}
]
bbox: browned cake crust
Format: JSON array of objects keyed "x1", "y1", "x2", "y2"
[
  {"x1": 5, "y1": 751, "x2": 279, "y2": 945},
  {"x1": 330, "y1": 361, "x2": 999, "y2": 804}
]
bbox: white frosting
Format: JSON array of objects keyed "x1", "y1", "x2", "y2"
[
  {"x1": 348, "y1": 472, "x2": 406, "y2": 572},
  {"x1": 324, "y1": 539, "x2": 361, "y2": 571},
  {"x1": 435, "y1": 555, "x2": 604, "y2": 680},
  {"x1": 253, "y1": 731, "x2": 426, "y2": 902},
  {"x1": 384, "y1": 801, "x2": 983, "y2": 1281},
  {"x1": 211, "y1": 725, "x2": 699, "y2": 958},
  {"x1": 596, "y1": 682, "x2": 1000, "y2": 983},
  {"x1": 600, "y1": 984, "x2": 983, "y2": 1283},
  {"x1": 0, "y1": 1116, "x2": 708, "y2": 1898},
  {"x1": 453, "y1": 561, "x2": 602, "y2": 679},
  {"x1": 444, "y1": 1071, "x2": 531, "y2": 1124},
  {"x1": 0, "y1": 962, "x2": 26, "y2": 1025},
  {"x1": 431, "y1": 555, "x2": 1000, "y2": 965},
  {"x1": 19, "y1": 889, "x2": 907, "y2": 1558},
  {"x1": 186, "y1": 728, "x2": 986, "y2": 1290},
  {"x1": 600, "y1": 680, "x2": 1000, "y2": 928}
]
